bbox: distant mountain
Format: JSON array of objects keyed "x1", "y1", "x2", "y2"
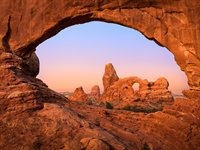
[{"x1": 59, "y1": 91, "x2": 73, "y2": 97}]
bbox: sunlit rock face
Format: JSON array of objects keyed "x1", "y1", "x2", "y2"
[
  {"x1": 0, "y1": 1, "x2": 200, "y2": 149},
  {"x1": 69, "y1": 64, "x2": 173, "y2": 108},
  {"x1": 103, "y1": 63, "x2": 119, "y2": 91},
  {"x1": 89, "y1": 85, "x2": 101, "y2": 101},
  {"x1": 101, "y1": 64, "x2": 174, "y2": 108},
  {"x1": 68, "y1": 86, "x2": 88, "y2": 102}
]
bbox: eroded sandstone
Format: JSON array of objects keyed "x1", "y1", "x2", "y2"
[
  {"x1": 88, "y1": 85, "x2": 101, "y2": 101},
  {"x1": 0, "y1": 0, "x2": 200, "y2": 149},
  {"x1": 100, "y1": 64, "x2": 173, "y2": 109},
  {"x1": 103, "y1": 63, "x2": 119, "y2": 91},
  {"x1": 68, "y1": 86, "x2": 88, "y2": 102}
]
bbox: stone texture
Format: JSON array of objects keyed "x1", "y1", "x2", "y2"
[
  {"x1": 80, "y1": 138, "x2": 110, "y2": 150},
  {"x1": 153, "y1": 77, "x2": 169, "y2": 89},
  {"x1": 0, "y1": 1, "x2": 199, "y2": 150},
  {"x1": 68, "y1": 86, "x2": 88, "y2": 102},
  {"x1": 23, "y1": 52, "x2": 39, "y2": 77},
  {"x1": 88, "y1": 85, "x2": 101, "y2": 100},
  {"x1": 67, "y1": 98, "x2": 200, "y2": 150},
  {"x1": 103, "y1": 63, "x2": 119, "y2": 91}
]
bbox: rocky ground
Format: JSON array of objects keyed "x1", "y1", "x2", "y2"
[
  {"x1": 1, "y1": 95, "x2": 199, "y2": 150},
  {"x1": 67, "y1": 97, "x2": 200, "y2": 149}
]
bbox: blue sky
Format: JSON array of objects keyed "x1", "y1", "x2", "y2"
[{"x1": 36, "y1": 21, "x2": 189, "y2": 94}]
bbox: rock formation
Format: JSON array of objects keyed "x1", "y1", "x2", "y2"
[
  {"x1": 0, "y1": 1, "x2": 200, "y2": 149},
  {"x1": 0, "y1": 0, "x2": 199, "y2": 96},
  {"x1": 68, "y1": 86, "x2": 88, "y2": 102},
  {"x1": 88, "y1": 85, "x2": 101, "y2": 100},
  {"x1": 101, "y1": 64, "x2": 173, "y2": 106},
  {"x1": 67, "y1": 64, "x2": 173, "y2": 112},
  {"x1": 103, "y1": 63, "x2": 119, "y2": 91}
]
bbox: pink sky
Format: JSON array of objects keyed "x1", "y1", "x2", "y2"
[{"x1": 36, "y1": 21, "x2": 189, "y2": 94}]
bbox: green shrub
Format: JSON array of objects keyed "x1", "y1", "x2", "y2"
[
  {"x1": 86, "y1": 99, "x2": 93, "y2": 105},
  {"x1": 142, "y1": 142, "x2": 150, "y2": 150},
  {"x1": 106, "y1": 102, "x2": 113, "y2": 109},
  {"x1": 123, "y1": 105, "x2": 162, "y2": 113},
  {"x1": 123, "y1": 105, "x2": 137, "y2": 111}
]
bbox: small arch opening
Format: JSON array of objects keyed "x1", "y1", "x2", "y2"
[{"x1": 132, "y1": 83, "x2": 140, "y2": 92}]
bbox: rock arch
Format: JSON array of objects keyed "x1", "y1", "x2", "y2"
[{"x1": 0, "y1": 0, "x2": 199, "y2": 98}]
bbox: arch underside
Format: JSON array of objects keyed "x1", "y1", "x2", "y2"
[{"x1": 0, "y1": 0, "x2": 199, "y2": 97}]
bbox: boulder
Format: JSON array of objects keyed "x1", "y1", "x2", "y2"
[{"x1": 68, "y1": 86, "x2": 88, "y2": 102}]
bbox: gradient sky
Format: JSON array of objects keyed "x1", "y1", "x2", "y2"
[{"x1": 36, "y1": 21, "x2": 189, "y2": 94}]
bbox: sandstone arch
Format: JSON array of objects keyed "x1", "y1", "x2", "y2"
[{"x1": 0, "y1": 0, "x2": 200, "y2": 97}]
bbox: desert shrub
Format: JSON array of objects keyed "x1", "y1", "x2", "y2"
[
  {"x1": 123, "y1": 105, "x2": 137, "y2": 111},
  {"x1": 86, "y1": 99, "x2": 93, "y2": 105},
  {"x1": 106, "y1": 102, "x2": 113, "y2": 109},
  {"x1": 142, "y1": 142, "x2": 150, "y2": 150},
  {"x1": 123, "y1": 105, "x2": 162, "y2": 113}
]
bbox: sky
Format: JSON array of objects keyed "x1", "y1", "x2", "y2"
[{"x1": 36, "y1": 21, "x2": 189, "y2": 94}]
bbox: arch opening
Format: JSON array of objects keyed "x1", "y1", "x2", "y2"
[
  {"x1": 132, "y1": 83, "x2": 140, "y2": 92},
  {"x1": 1, "y1": 1, "x2": 199, "y2": 99},
  {"x1": 36, "y1": 21, "x2": 189, "y2": 98}
]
